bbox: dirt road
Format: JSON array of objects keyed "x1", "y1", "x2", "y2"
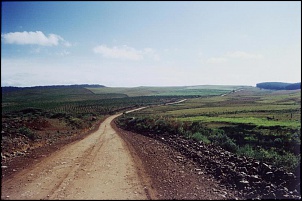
[{"x1": 1, "y1": 109, "x2": 156, "y2": 200}]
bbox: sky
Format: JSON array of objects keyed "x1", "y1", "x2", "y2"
[{"x1": 1, "y1": 1, "x2": 301, "y2": 87}]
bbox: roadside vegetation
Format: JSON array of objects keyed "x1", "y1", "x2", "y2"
[
  {"x1": 1, "y1": 85, "x2": 191, "y2": 156},
  {"x1": 116, "y1": 87, "x2": 301, "y2": 172},
  {"x1": 3, "y1": 84, "x2": 300, "y2": 173}
]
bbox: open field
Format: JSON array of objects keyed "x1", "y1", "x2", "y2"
[
  {"x1": 1, "y1": 84, "x2": 301, "y2": 199},
  {"x1": 177, "y1": 116, "x2": 300, "y2": 128},
  {"x1": 3, "y1": 86, "x2": 300, "y2": 165},
  {"x1": 2, "y1": 85, "x2": 249, "y2": 115},
  {"x1": 118, "y1": 87, "x2": 301, "y2": 172},
  {"x1": 86, "y1": 85, "x2": 250, "y2": 97},
  {"x1": 2, "y1": 85, "x2": 241, "y2": 157},
  {"x1": 134, "y1": 88, "x2": 301, "y2": 126}
]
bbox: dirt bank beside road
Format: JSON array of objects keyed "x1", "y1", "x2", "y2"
[
  {"x1": 1, "y1": 114, "x2": 155, "y2": 200},
  {"x1": 2, "y1": 104, "x2": 241, "y2": 200}
]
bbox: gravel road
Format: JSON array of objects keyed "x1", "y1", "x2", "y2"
[
  {"x1": 1, "y1": 104, "x2": 242, "y2": 200},
  {"x1": 1, "y1": 111, "x2": 156, "y2": 200}
]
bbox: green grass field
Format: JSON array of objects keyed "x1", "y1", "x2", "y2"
[
  {"x1": 120, "y1": 87, "x2": 301, "y2": 171},
  {"x1": 2, "y1": 85, "x2": 301, "y2": 171},
  {"x1": 135, "y1": 87, "x2": 301, "y2": 128},
  {"x1": 3, "y1": 85, "x2": 246, "y2": 115},
  {"x1": 86, "y1": 85, "x2": 250, "y2": 97},
  {"x1": 177, "y1": 116, "x2": 300, "y2": 128}
]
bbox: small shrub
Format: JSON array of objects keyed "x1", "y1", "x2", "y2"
[
  {"x1": 209, "y1": 131, "x2": 238, "y2": 152},
  {"x1": 68, "y1": 117, "x2": 83, "y2": 129},
  {"x1": 274, "y1": 152, "x2": 300, "y2": 172},
  {"x1": 191, "y1": 132, "x2": 211, "y2": 144},
  {"x1": 273, "y1": 138, "x2": 283, "y2": 146},
  {"x1": 237, "y1": 144, "x2": 255, "y2": 158},
  {"x1": 19, "y1": 127, "x2": 37, "y2": 140},
  {"x1": 237, "y1": 145, "x2": 299, "y2": 172}
]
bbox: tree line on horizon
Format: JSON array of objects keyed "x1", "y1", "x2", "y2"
[
  {"x1": 1, "y1": 84, "x2": 105, "y2": 94},
  {"x1": 2, "y1": 82, "x2": 301, "y2": 94},
  {"x1": 256, "y1": 82, "x2": 301, "y2": 90}
]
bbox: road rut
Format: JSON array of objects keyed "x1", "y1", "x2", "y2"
[{"x1": 1, "y1": 111, "x2": 155, "y2": 200}]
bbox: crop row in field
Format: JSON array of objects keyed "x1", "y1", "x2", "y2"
[
  {"x1": 3, "y1": 85, "x2": 250, "y2": 115},
  {"x1": 177, "y1": 116, "x2": 300, "y2": 128},
  {"x1": 118, "y1": 87, "x2": 301, "y2": 172},
  {"x1": 86, "y1": 85, "x2": 250, "y2": 97},
  {"x1": 2, "y1": 95, "x2": 182, "y2": 115},
  {"x1": 135, "y1": 88, "x2": 301, "y2": 126}
]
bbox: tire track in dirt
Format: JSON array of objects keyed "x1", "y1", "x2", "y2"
[{"x1": 1, "y1": 112, "x2": 155, "y2": 200}]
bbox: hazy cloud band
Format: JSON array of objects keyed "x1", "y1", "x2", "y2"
[{"x1": 1, "y1": 31, "x2": 71, "y2": 47}]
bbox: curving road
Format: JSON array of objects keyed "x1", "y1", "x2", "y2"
[{"x1": 1, "y1": 109, "x2": 156, "y2": 200}]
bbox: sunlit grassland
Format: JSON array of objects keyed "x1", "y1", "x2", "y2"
[
  {"x1": 255, "y1": 90, "x2": 301, "y2": 104},
  {"x1": 123, "y1": 87, "x2": 301, "y2": 171},
  {"x1": 86, "y1": 85, "x2": 250, "y2": 97},
  {"x1": 4, "y1": 85, "x2": 300, "y2": 171},
  {"x1": 134, "y1": 88, "x2": 301, "y2": 128},
  {"x1": 151, "y1": 104, "x2": 299, "y2": 117},
  {"x1": 2, "y1": 85, "x2": 250, "y2": 115},
  {"x1": 177, "y1": 116, "x2": 300, "y2": 128}
]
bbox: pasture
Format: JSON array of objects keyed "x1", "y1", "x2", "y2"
[
  {"x1": 86, "y1": 85, "x2": 249, "y2": 97},
  {"x1": 121, "y1": 87, "x2": 301, "y2": 171},
  {"x1": 2, "y1": 85, "x2": 300, "y2": 171}
]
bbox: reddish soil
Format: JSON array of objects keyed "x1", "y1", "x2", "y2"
[
  {"x1": 1, "y1": 118, "x2": 106, "y2": 182},
  {"x1": 113, "y1": 122, "x2": 242, "y2": 199},
  {"x1": 1, "y1": 114, "x2": 242, "y2": 200}
]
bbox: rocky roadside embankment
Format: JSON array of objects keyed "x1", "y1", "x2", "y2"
[{"x1": 121, "y1": 129, "x2": 301, "y2": 199}]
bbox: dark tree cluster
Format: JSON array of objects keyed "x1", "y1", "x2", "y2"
[
  {"x1": 2, "y1": 84, "x2": 105, "y2": 94},
  {"x1": 256, "y1": 82, "x2": 301, "y2": 90}
]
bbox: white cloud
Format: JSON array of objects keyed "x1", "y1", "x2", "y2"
[
  {"x1": 93, "y1": 45, "x2": 143, "y2": 61},
  {"x1": 143, "y1": 48, "x2": 160, "y2": 61},
  {"x1": 57, "y1": 50, "x2": 70, "y2": 56},
  {"x1": 1, "y1": 31, "x2": 71, "y2": 47},
  {"x1": 62, "y1": 41, "x2": 72, "y2": 47},
  {"x1": 225, "y1": 51, "x2": 263, "y2": 59},
  {"x1": 207, "y1": 57, "x2": 228, "y2": 64},
  {"x1": 93, "y1": 45, "x2": 159, "y2": 61},
  {"x1": 206, "y1": 51, "x2": 263, "y2": 64},
  {"x1": 30, "y1": 47, "x2": 41, "y2": 54}
]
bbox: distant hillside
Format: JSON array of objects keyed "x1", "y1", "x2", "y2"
[
  {"x1": 87, "y1": 85, "x2": 251, "y2": 97},
  {"x1": 2, "y1": 84, "x2": 105, "y2": 94},
  {"x1": 256, "y1": 82, "x2": 301, "y2": 90}
]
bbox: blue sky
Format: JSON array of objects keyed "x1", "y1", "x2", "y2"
[{"x1": 1, "y1": 1, "x2": 301, "y2": 87}]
